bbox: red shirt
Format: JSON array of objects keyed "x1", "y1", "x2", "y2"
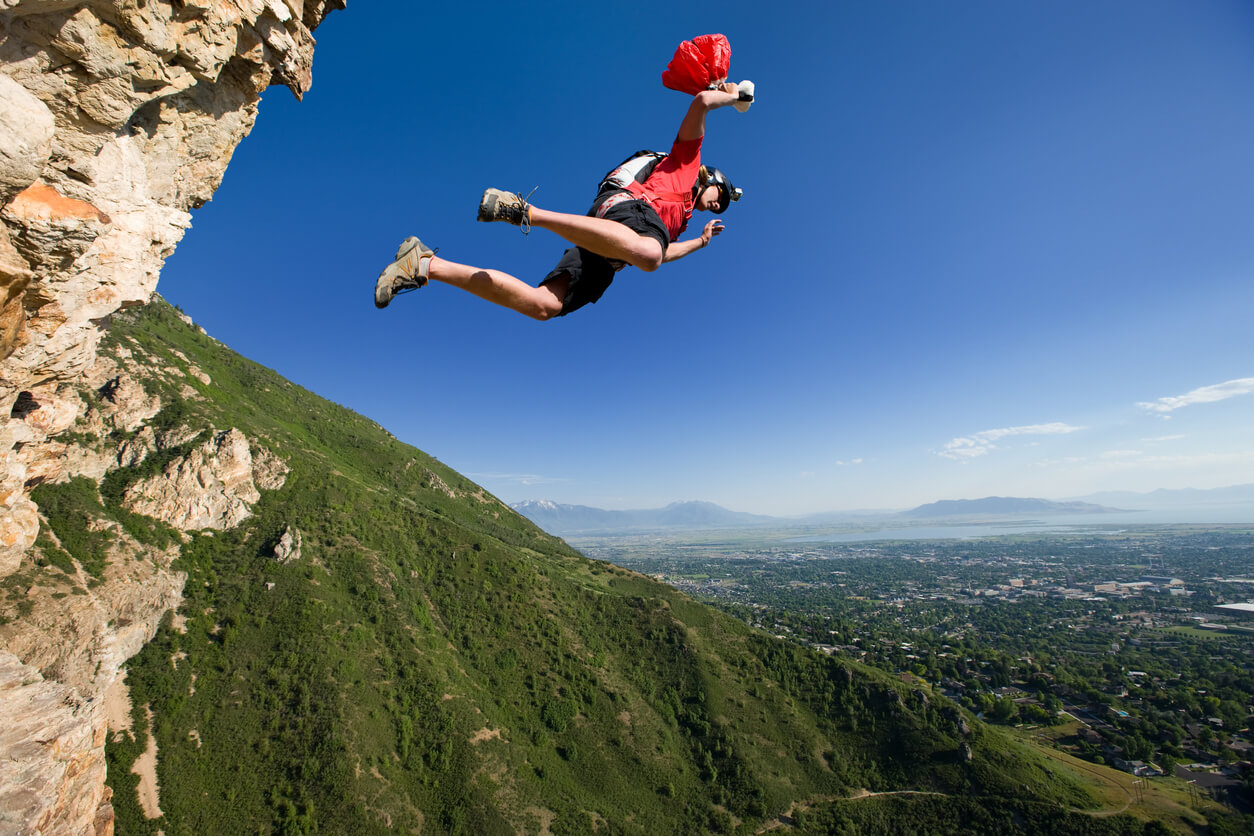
[{"x1": 640, "y1": 135, "x2": 703, "y2": 241}]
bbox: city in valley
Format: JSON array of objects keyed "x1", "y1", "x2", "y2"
[{"x1": 578, "y1": 523, "x2": 1254, "y2": 812}]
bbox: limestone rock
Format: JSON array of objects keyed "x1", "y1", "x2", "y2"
[
  {"x1": 60, "y1": 440, "x2": 113, "y2": 482},
  {"x1": 96, "y1": 373, "x2": 159, "y2": 433},
  {"x1": 0, "y1": 465, "x2": 38, "y2": 575},
  {"x1": 252, "y1": 444, "x2": 290, "y2": 491},
  {"x1": 0, "y1": 0, "x2": 343, "y2": 570},
  {"x1": 0, "y1": 72, "x2": 54, "y2": 206},
  {"x1": 3, "y1": 181, "x2": 112, "y2": 274},
  {"x1": 0, "y1": 651, "x2": 109, "y2": 836},
  {"x1": 0, "y1": 530, "x2": 184, "y2": 836},
  {"x1": 273, "y1": 525, "x2": 301, "y2": 563},
  {"x1": 0, "y1": 1, "x2": 343, "y2": 829},
  {"x1": 115, "y1": 425, "x2": 155, "y2": 469},
  {"x1": 123, "y1": 428, "x2": 285, "y2": 530},
  {"x1": 0, "y1": 223, "x2": 35, "y2": 361}
]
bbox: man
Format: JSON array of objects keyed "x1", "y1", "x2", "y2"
[{"x1": 374, "y1": 81, "x2": 750, "y2": 319}]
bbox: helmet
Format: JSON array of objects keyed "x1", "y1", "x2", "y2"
[{"x1": 697, "y1": 166, "x2": 742, "y2": 214}]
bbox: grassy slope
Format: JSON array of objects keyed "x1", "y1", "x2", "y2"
[{"x1": 70, "y1": 299, "x2": 1158, "y2": 835}]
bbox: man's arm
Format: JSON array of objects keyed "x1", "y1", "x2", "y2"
[
  {"x1": 662, "y1": 220, "x2": 724, "y2": 263},
  {"x1": 677, "y1": 83, "x2": 743, "y2": 142}
]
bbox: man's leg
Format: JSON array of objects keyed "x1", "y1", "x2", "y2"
[
  {"x1": 528, "y1": 208, "x2": 664, "y2": 272},
  {"x1": 479, "y1": 190, "x2": 664, "y2": 271},
  {"x1": 426, "y1": 256, "x2": 567, "y2": 321}
]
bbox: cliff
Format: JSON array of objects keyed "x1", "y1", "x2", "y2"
[
  {"x1": 30, "y1": 299, "x2": 1115, "y2": 834},
  {"x1": 0, "y1": 2, "x2": 340, "y2": 832},
  {"x1": 0, "y1": 5, "x2": 1158, "y2": 834}
]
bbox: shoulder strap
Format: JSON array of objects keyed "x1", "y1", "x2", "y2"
[{"x1": 599, "y1": 150, "x2": 667, "y2": 193}]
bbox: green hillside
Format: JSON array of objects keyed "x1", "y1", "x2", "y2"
[{"x1": 31, "y1": 299, "x2": 1164, "y2": 834}]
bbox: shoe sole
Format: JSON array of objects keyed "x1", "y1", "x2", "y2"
[
  {"x1": 374, "y1": 236, "x2": 430, "y2": 309},
  {"x1": 477, "y1": 189, "x2": 501, "y2": 222}
]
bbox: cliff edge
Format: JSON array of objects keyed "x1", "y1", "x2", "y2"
[{"x1": 0, "y1": 2, "x2": 340, "y2": 833}]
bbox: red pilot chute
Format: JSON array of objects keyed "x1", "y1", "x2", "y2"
[{"x1": 662, "y1": 34, "x2": 732, "y2": 95}]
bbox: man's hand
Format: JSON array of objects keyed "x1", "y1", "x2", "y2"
[
  {"x1": 734, "y1": 80, "x2": 754, "y2": 112},
  {"x1": 700, "y1": 219, "x2": 725, "y2": 247},
  {"x1": 662, "y1": 220, "x2": 726, "y2": 264}
]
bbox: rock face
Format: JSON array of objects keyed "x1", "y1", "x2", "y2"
[
  {"x1": 0, "y1": 0, "x2": 342, "y2": 577},
  {"x1": 0, "y1": 326, "x2": 289, "y2": 835},
  {"x1": 272, "y1": 524, "x2": 301, "y2": 563},
  {"x1": 0, "y1": 537, "x2": 184, "y2": 836},
  {"x1": 124, "y1": 427, "x2": 288, "y2": 530},
  {"x1": 0, "y1": 2, "x2": 341, "y2": 832}
]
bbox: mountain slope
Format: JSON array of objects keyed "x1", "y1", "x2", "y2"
[
  {"x1": 512, "y1": 499, "x2": 776, "y2": 535},
  {"x1": 903, "y1": 496, "x2": 1120, "y2": 517},
  {"x1": 1076, "y1": 483, "x2": 1254, "y2": 510},
  {"x1": 10, "y1": 299, "x2": 1160, "y2": 834}
]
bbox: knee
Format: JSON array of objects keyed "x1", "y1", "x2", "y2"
[
  {"x1": 528, "y1": 297, "x2": 564, "y2": 321},
  {"x1": 632, "y1": 240, "x2": 664, "y2": 272}
]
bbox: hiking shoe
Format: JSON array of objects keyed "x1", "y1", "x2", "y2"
[
  {"x1": 477, "y1": 188, "x2": 532, "y2": 231},
  {"x1": 374, "y1": 236, "x2": 434, "y2": 309}
]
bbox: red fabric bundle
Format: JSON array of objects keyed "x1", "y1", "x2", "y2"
[{"x1": 662, "y1": 34, "x2": 731, "y2": 95}]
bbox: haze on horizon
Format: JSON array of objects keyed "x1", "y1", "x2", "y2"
[{"x1": 158, "y1": 1, "x2": 1254, "y2": 518}]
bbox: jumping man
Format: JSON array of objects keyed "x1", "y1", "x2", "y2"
[{"x1": 374, "y1": 82, "x2": 751, "y2": 319}]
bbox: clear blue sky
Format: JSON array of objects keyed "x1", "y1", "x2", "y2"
[{"x1": 159, "y1": 1, "x2": 1254, "y2": 515}]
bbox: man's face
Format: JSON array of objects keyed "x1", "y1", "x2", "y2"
[{"x1": 696, "y1": 184, "x2": 722, "y2": 213}]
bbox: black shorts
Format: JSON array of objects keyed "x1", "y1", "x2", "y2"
[{"x1": 540, "y1": 193, "x2": 670, "y2": 316}]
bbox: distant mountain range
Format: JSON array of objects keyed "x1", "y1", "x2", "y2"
[
  {"x1": 515, "y1": 483, "x2": 1254, "y2": 537},
  {"x1": 510, "y1": 499, "x2": 775, "y2": 535},
  {"x1": 1074, "y1": 483, "x2": 1254, "y2": 510},
  {"x1": 901, "y1": 496, "x2": 1121, "y2": 518}
]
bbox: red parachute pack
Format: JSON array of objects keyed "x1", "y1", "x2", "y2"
[{"x1": 662, "y1": 34, "x2": 731, "y2": 95}]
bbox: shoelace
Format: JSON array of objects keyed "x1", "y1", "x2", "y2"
[
  {"x1": 394, "y1": 246, "x2": 438, "y2": 296},
  {"x1": 516, "y1": 187, "x2": 538, "y2": 235}
]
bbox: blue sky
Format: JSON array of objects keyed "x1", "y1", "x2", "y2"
[{"x1": 159, "y1": 1, "x2": 1254, "y2": 515}]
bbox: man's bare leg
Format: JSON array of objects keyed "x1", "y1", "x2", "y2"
[
  {"x1": 426, "y1": 255, "x2": 567, "y2": 321},
  {"x1": 527, "y1": 207, "x2": 664, "y2": 272},
  {"x1": 480, "y1": 190, "x2": 663, "y2": 269}
]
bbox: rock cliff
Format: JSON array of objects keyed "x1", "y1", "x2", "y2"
[{"x1": 0, "y1": 2, "x2": 340, "y2": 832}]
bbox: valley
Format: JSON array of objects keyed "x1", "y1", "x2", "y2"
[{"x1": 588, "y1": 524, "x2": 1254, "y2": 832}]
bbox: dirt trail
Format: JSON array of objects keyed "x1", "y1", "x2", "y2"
[
  {"x1": 131, "y1": 705, "x2": 163, "y2": 819},
  {"x1": 755, "y1": 789, "x2": 951, "y2": 833}
]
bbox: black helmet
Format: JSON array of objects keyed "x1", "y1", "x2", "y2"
[{"x1": 698, "y1": 165, "x2": 742, "y2": 214}]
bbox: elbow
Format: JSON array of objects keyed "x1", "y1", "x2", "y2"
[{"x1": 695, "y1": 90, "x2": 721, "y2": 110}]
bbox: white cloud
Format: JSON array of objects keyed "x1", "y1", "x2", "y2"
[
  {"x1": 835, "y1": 458, "x2": 863, "y2": 467},
  {"x1": 1137, "y1": 377, "x2": 1254, "y2": 415},
  {"x1": 938, "y1": 422, "x2": 1083, "y2": 460},
  {"x1": 1142, "y1": 434, "x2": 1185, "y2": 443}
]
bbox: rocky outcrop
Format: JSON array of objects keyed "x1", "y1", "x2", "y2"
[
  {"x1": 0, "y1": 531, "x2": 184, "y2": 836},
  {"x1": 123, "y1": 427, "x2": 288, "y2": 530},
  {"x1": 0, "y1": 0, "x2": 342, "y2": 577},
  {"x1": 0, "y1": 2, "x2": 341, "y2": 832},
  {"x1": 0, "y1": 326, "x2": 285, "y2": 831},
  {"x1": 272, "y1": 524, "x2": 301, "y2": 563}
]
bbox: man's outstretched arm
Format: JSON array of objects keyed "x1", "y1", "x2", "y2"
[
  {"x1": 677, "y1": 83, "x2": 744, "y2": 142},
  {"x1": 663, "y1": 220, "x2": 725, "y2": 263}
]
